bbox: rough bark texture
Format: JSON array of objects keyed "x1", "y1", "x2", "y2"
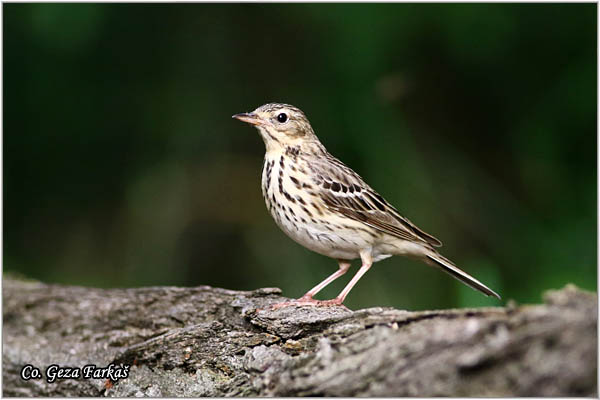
[{"x1": 2, "y1": 277, "x2": 597, "y2": 397}]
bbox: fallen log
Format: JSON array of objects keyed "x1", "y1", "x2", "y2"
[{"x1": 2, "y1": 277, "x2": 597, "y2": 396}]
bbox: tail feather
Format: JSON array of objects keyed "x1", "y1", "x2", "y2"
[{"x1": 426, "y1": 253, "x2": 501, "y2": 300}]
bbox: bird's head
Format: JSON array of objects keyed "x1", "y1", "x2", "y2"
[{"x1": 233, "y1": 103, "x2": 320, "y2": 152}]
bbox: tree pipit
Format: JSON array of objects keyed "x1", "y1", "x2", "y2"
[{"x1": 233, "y1": 103, "x2": 500, "y2": 308}]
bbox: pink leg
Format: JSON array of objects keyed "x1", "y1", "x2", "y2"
[
  {"x1": 299, "y1": 260, "x2": 351, "y2": 300},
  {"x1": 271, "y1": 251, "x2": 373, "y2": 309},
  {"x1": 270, "y1": 260, "x2": 351, "y2": 309},
  {"x1": 329, "y1": 250, "x2": 373, "y2": 305}
]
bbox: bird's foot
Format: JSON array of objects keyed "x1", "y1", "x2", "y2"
[{"x1": 270, "y1": 296, "x2": 349, "y2": 310}]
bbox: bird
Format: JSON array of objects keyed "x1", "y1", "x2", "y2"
[{"x1": 232, "y1": 102, "x2": 500, "y2": 307}]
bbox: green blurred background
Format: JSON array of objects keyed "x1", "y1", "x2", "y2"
[{"x1": 4, "y1": 3, "x2": 596, "y2": 310}]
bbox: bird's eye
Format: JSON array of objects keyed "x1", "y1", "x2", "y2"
[{"x1": 277, "y1": 113, "x2": 288, "y2": 123}]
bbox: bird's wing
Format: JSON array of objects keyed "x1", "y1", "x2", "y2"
[{"x1": 309, "y1": 154, "x2": 442, "y2": 247}]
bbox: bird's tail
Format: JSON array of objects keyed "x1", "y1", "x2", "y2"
[{"x1": 426, "y1": 252, "x2": 501, "y2": 299}]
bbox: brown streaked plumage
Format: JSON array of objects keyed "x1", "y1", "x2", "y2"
[{"x1": 233, "y1": 102, "x2": 500, "y2": 307}]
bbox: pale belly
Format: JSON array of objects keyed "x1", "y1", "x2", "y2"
[{"x1": 273, "y1": 211, "x2": 365, "y2": 260}]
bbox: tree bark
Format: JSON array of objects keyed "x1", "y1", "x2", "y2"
[{"x1": 2, "y1": 277, "x2": 597, "y2": 397}]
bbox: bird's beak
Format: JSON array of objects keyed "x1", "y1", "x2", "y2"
[{"x1": 232, "y1": 112, "x2": 264, "y2": 126}]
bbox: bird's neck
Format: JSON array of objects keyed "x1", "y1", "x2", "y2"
[{"x1": 264, "y1": 139, "x2": 327, "y2": 159}]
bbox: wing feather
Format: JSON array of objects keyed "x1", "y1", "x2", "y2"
[{"x1": 309, "y1": 155, "x2": 442, "y2": 247}]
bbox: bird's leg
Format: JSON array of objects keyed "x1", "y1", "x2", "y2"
[
  {"x1": 298, "y1": 260, "x2": 351, "y2": 301},
  {"x1": 270, "y1": 260, "x2": 351, "y2": 309},
  {"x1": 326, "y1": 250, "x2": 373, "y2": 306},
  {"x1": 281, "y1": 252, "x2": 372, "y2": 308}
]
